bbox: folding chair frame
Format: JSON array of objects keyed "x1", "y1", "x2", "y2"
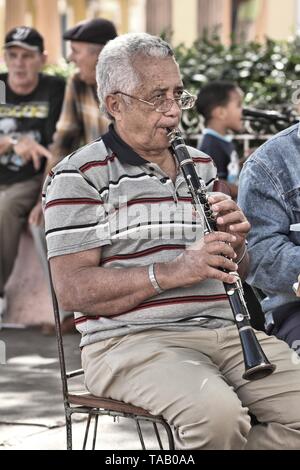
[{"x1": 48, "y1": 263, "x2": 175, "y2": 450}]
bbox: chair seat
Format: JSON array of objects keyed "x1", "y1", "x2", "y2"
[{"x1": 68, "y1": 392, "x2": 161, "y2": 418}]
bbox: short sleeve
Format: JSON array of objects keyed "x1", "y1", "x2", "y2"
[{"x1": 43, "y1": 162, "x2": 111, "y2": 258}]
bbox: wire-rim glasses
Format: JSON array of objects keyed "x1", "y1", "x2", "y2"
[{"x1": 112, "y1": 90, "x2": 196, "y2": 113}]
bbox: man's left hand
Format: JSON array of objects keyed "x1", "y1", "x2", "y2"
[{"x1": 208, "y1": 193, "x2": 250, "y2": 257}]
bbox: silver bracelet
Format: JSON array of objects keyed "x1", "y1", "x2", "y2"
[
  {"x1": 148, "y1": 263, "x2": 164, "y2": 294},
  {"x1": 237, "y1": 241, "x2": 248, "y2": 265}
]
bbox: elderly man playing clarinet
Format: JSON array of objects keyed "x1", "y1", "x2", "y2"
[{"x1": 43, "y1": 33, "x2": 300, "y2": 450}]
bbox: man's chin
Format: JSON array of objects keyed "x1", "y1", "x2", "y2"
[{"x1": 10, "y1": 76, "x2": 30, "y2": 87}]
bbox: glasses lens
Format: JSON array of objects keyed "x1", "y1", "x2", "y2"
[
  {"x1": 180, "y1": 94, "x2": 196, "y2": 110},
  {"x1": 155, "y1": 98, "x2": 172, "y2": 112},
  {"x1": 154, "y1": 93, "x2": 196, "y2": 112}
]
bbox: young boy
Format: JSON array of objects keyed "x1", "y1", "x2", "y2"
[{"x1": 196, "y1": 81, "x2": 243, "y2": 199}]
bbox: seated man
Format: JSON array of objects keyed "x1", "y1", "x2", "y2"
[
  {"x1": 50, "y1": 17, "x2": 117, "y2": 160},
  {"x1": 44, "y1": 33, "x2": 300, "y2": 450},
  {"x1": 0, "y1": 26, "x2": 65, "y2": 321},
  {"x1": 238, "y1": 123, "x2": 300, "y2": 352}
]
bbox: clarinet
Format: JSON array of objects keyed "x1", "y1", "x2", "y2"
[{"x1": 167, "y1": 128, "x2": 276, "y2": 381}]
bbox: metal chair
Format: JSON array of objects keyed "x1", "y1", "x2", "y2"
[{"x1": 48, "y1": 265, "x2": 175, "y2": 450}]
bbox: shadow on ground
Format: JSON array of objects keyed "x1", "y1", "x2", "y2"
[
  {"x1": 0, "y1": 327, "x2": 169, "y2": 449},
  {"x1": 0, "y1": 327, "x2": 81, "y2": 426}
]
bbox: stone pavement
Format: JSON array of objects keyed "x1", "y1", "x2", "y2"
[
  {"x1": 0, "y1": 327, "x2": 167, "y2": 450},
  {"x1": 0, "y1": 231, "x2": 169, "y2": 450}
]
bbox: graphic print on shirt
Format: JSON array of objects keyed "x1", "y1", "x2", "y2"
[{"x1": 0, "y1": 102, "x2": 48, "y2": 172}]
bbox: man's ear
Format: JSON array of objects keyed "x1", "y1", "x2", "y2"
[{"x1": 105, "y1": 94, "x2": 123, "y2": 121}]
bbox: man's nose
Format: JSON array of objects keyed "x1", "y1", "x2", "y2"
[
  {"x1": 164, "y1": 100, "x2": 181, "y2": 117},
  {"x1": 14, "y1": 56, "x2": 24, "y2": 66}
]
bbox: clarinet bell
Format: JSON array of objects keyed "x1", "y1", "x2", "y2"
[{"x1": 241, "y1": 328, "x2": 276, "y2": 380}]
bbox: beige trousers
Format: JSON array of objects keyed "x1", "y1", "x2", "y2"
[
  {"x1": 0, "y1": 176, "x2": 41, "y2": 294},
  {"x1": 82, "y1": 326, "x2": 300, "y2": 450}
]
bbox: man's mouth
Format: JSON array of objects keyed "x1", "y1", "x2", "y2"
[{"x1": 160, "y1": 126, "x2": 177, "y2": 134}]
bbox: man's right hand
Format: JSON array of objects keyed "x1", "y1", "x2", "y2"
[{"x1": 13, "y1": 136, "x2": 53, "y2": 170}]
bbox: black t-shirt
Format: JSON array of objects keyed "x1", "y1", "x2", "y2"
[
  {"x1": 199, "y1": 133, "x2": 237, "y2": 180},
  {"x1": 0, "y1": 73, "x2": 65, "y2": 185}
]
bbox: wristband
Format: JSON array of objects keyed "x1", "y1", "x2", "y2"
[{"x1": 148, "y1": 263, "x2": 164, "y2": 294}]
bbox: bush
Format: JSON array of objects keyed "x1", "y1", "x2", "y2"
[
  {"x1": 174, "y1": 33, "x2": 300, "y2": 134},
  {"x1": 1, "y1": 35, "x2": 299, "y2": 137},
  {"x1": 43, "y1": 59, "x2": 75, "y2": 79}
]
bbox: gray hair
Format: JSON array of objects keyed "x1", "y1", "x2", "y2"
[{"x1": 96, "y1": 33, "x2": 174, "y2": 119}]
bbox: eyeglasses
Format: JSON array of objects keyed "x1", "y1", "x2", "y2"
[{"x1": 112, "y1": 89, "x2": 196, "y2": 113}]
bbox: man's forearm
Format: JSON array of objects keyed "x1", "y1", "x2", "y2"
[
  {"x1": 55, "y1": 265, "x2": 157, "y2": 315},
  {"x1": 54, "y1": 258, "x2": 187, "y2": 316}
]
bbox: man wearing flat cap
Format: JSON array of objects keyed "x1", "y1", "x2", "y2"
[
  {"x1": 50, "y1": 18, "x2": 117, "y2": 160},
  {"x1": 40, "y1": 18, "x2": 117, "y2": 334}
]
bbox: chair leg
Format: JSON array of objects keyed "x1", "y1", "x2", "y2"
[
  {"x1": 160, "y1": 420, "x2": 175, "y2": 450},
  {"x1": 153, "y1": 422, "x2": 163, "y2": 449},
  {"x1": 66, "y1": 412, "x2": 72, "y2": 450},
  {"x1": 135, "y1": 419, "x2": 146, "y2": 450},
  {"x1": 82, "y1": 414, "x2": 93, "y2": 450},
  {"x1": 92, "y1": 415, "x2": 99, "y2": 450}
]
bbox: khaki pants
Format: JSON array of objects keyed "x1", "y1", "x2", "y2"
[
  {"x1": 0, "y1": 176, "x2": 41, "y2": 294},
  {"x1": 82, "y1": 326, "x2": 300, "y2": 450}
]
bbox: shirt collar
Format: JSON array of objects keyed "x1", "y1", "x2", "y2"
[{"x1": 102, "y1": 123, "x2": 148, "y2": 166}]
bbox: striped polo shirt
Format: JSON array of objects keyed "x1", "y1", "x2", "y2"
[{"x1": 43, "y1": 125, "x2": 233, "y2": 347}]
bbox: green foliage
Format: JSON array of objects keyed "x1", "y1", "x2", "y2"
[
  {"x1": 43, "y1": 59, "x2": 76, "y2": 79},
  {"x1": 1, "y1": 36, "x2": 299, "y2": 135},
  {"x1": 174, "y1": 34, "x2": 300, "y2": 133}
]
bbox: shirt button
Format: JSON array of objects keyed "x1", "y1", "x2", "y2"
[
  {"x1": 149, "y1": 166, "x2": 155, "y2": 171},
  {"x1": 160, "y1": 177, "x2": 169, "y2": 183}
]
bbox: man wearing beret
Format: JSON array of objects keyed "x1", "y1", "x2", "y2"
[
  {"x1": 41, "y1": 18, "x2": 117, "y2": 334},
  {"x1": 50, "y1": 18, "x2": 117, "y2": 160}
]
